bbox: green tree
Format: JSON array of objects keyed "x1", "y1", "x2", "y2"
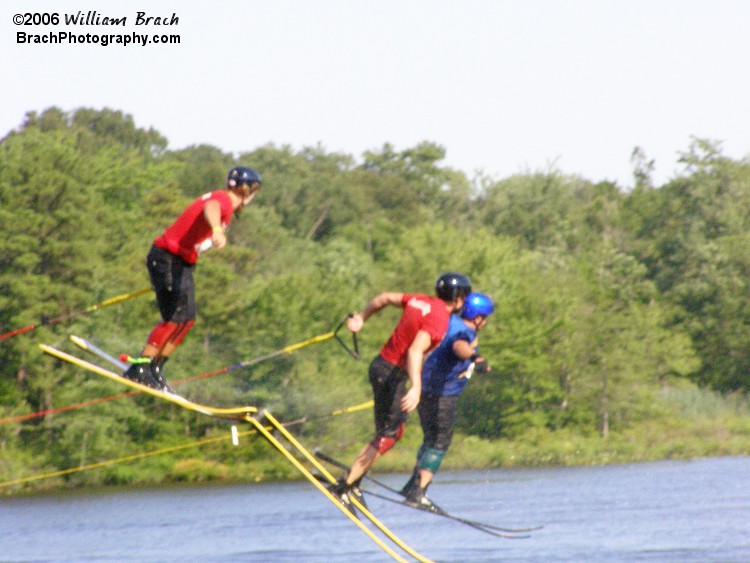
[{"x1": 625, "y1": 138, "x2": 750, "y2": 391}]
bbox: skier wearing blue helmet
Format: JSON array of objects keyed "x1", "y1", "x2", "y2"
[
  {"x1": 121, "y1": 166, "x2": 262, "y2": 392},
  {"x1": 401, "y1": 291, "x2": 494, "y2": 510},
  {"x1": 461, "y1": 292, "x2": 495, "y2": 320}
]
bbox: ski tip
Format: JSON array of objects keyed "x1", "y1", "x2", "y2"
[{"x1": 69, "y1": 335, "x2": 87, "y2": 348}]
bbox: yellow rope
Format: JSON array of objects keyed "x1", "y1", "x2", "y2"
[
  {"x1": 0, "y1": 401, "x2": 373, "y2": 489},
  {"x1": 0, "y1": 429, "x2": 258, "y2": 488}
]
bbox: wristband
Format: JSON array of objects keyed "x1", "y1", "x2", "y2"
[{"x1": 212, "y1": 226, "x2": 223, "y2": 234}]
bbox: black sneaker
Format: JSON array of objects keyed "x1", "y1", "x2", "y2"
[
  {"x1": 327, "y1": 478, "x2": 356, "y2": 515},
  {"x1": 347, "y1": 483, "x2": 367, "y2": 510},
  {"x1": 415, "y1": 494, "x2": 439, "y2": 512},
  {"x1": 122, "y1": 358, "x2": 154, "y2": 385},
  {"x1": 399, "y1": 467, "x2": 419, "y2": 498},
  {"x1": 150, "y1": 361, "x2": 174, "y2": 394},
  {"x1": 405, "y1": 486, "x2": 438, "y2": 512}
]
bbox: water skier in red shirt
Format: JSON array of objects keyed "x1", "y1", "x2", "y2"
[
  {"x1": 330, "y1": 272, "x2": 472, "y2": 508},
  {"x1": 122, "y1": 166, "x2": 262, "y2": 391}
]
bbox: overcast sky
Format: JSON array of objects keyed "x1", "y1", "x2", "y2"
[{"x1": 3, "y1": 0, "x2": 749, "y2": 188}]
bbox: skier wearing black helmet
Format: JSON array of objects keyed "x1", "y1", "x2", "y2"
[
  {"x1": 329, "y1": 272, "x2": 472, "y2": 510},
  {"x1": 121, "y1": 166, "x2": 262, "y2": 392}
]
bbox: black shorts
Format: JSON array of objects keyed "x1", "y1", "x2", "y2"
[
  {"x1": 417, "y1": 393, "x2": 459, "y2": 451},
  {"x1": 146, "y1": 245, "x2": 196, "y2": 323},
  {"x1": 369, "y1": 354, "x2": 409, "y2": 438}
]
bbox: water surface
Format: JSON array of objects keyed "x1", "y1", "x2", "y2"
[{"x1": 2, "y1": 456, "x2": 749, "y2": 562}]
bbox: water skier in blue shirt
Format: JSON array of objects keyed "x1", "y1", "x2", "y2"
[{"x1": 400, "y1": 292, "x2": 495, "y2": 509}]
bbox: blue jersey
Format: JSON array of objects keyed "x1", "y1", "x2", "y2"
[{"x1": 421, "y1": 314, "x2": 478, "y2": 397}]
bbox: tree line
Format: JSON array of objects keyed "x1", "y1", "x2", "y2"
[{"x1": 1, "y1": 107, "x2": 749, "y2": 490}]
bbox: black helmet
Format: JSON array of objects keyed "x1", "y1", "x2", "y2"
[
  {"x1": 435, "y1": 272, "x2": 472, "y2": 301},
  {"x1": 227, "y1": 166, "x2": 262, "y2": 188}
]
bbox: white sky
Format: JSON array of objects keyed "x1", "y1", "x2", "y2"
[{"x1": 3, "y1": 0, "x2": 749, "y2": 188}]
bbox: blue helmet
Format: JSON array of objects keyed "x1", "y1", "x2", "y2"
[
  {"x1": 435, "y1": 272, "x2": 472, "y2": 301},
  {"x1": 227, "y1": 166, "x2": 262, "y2": 188},
  {"x1": 461, "y1": 292, "x2": 494, "y2": 319}
]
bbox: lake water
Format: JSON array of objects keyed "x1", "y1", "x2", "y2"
[{"x1": 1, "y1": 456, "x2": 749, "y2": 562}]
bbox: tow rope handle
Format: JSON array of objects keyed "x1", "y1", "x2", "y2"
[{"x1": 333, "y1": 313, "x2": 360, "y2": 360}]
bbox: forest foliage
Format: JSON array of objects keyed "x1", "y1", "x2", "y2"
[{"x1": 2, "y1": 107, "x2": 750, "y2": 491}]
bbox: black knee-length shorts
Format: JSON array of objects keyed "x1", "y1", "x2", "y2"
[
  {"x1": 369, "y1": 354, "x2": 409, "y2": 438},
  {"x1": 146, "y1": 245, "x2": 196, "y2": 323}
]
